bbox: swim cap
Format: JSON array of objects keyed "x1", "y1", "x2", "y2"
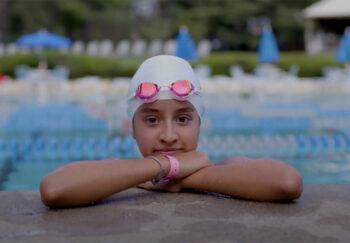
[{"x1": 127, "y1": 55, "x2": 204, "y2": 121}]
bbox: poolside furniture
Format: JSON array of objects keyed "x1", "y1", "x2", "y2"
[
  {"x1": 148, "y1": 39, "x2": 163, "y2": 56},
  {"x1": 229, "y1": 64, "x2": 260, "y2": 82},
  {"x1": 130, "y1": 39, "x2": 147, "y2": 57},
  {"x1": 254, "y1": 63, "x2": 283, "y2": 79},
  {"x1": 115, "y1": 40, "x2": 131, "y2": 57},
  {"x1": 163, "y1": 39, "x2": 176, "y2": 55},
  {"x1": 71, "y1": 41, "x2": 85, "y2": 55},
  {"x1": 19, "y1": 46, "x2": 30, "y2": 54},
  {"x1": 86, "y1": 41, "x2": 99, "y2": 56},
  {"x1": 99, "y1": 39, "x2": 114, "y2": 57},
  {"x1": 0, "y1": 43, "x2": 4, "y2": 56},
  {"x1": 194, "y1": 64, "x2": 211, "y2": 79},
  {"x1": 197, "y1": 39, "x2": 211, "y2": 58},
  {"x1": 5, "y1": 43, "x2": 19, "y2": 55},
  {"x1": 52, "y1": 65, "x2": 70, "y2": 80},
  {"x1": 229, "y1": 64, "x2": 245, "y2": 79},
  {"x1": 14, "y1": 65, "x2": 30, "y2": 80}
]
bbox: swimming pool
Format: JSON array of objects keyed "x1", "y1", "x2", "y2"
[{"x1": 1, "y1": 92, "x2": 350, "y2": 190}]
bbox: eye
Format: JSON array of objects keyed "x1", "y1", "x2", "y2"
[
  {"x1": 144, "y1": 116, "x2": 159, "y2": 125},
  {"x1": 177, "y1": 115, "x2": 191, "y2": 124}
]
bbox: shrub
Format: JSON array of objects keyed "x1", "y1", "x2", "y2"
[
  {"x1": 0, "y1": 51, "x2": 343, "y2": 79},
  {"x1": 0, "y1": 51, "x2": 144, "y2": 79},
  {"x1": 198, "y1": 51, "x2": 343, "y2": 77}
]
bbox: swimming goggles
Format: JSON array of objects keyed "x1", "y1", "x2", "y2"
[{"x1": 134, "y1": 80, "x2": 197, "y2": 103}]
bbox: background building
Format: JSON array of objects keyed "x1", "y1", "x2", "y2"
[{"x1": 303, "y1": 0, "x2": 350, "y2": 54}]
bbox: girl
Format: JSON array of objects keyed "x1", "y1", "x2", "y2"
[{"x1": 40, "y1": 55, "x2": 302, "y2": 208}]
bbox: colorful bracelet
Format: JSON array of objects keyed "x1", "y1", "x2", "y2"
[
  {"x1": 146, "y1": 156, "x2": 166, "y2": 185},
  {"x1": 162, "y1": 155, "x2": 179, "y2": 181}
]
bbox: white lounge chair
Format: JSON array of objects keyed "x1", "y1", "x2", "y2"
[
  {"x1": 6, "y1": 43, "x2": 19, "y2": 55},
  {"x1": 86, "y1": 41, "x2": 99, "y2": 56},
  {"x1": 197, "y1": 40, "x2": 211, "y2": 58},
  {"x1": 71, "y1": 41, "x2": 85, "y2": 55},
  {"x1": 194, "y1": 64, "x2": 211, "y2": 79},
  {"x1": 148, "y1": 39, "x2": 163, "y2": 56},
  {"x1": 99, "y1": 39, "x2": 114, "y2": 57},
  {"x1": 0, "y1": 43, "x2": 4, "y2": 56},
  {"x1": 115, "y1": 40, "x2": 131, "y2": 57},
  {"x1": 130, "y1": 39, "x2": 146, "y2": 57},
  {"x1": 163, "y1": 39, "x2": 176, "y2": 55}
]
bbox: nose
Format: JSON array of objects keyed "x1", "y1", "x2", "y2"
[{"x1": 159, "y1": 121, "x2": 178, "y2": 145}]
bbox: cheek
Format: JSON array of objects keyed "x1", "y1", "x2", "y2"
[
  {"x1": 133, "y1": 125, "x2": 157, "y2": 154},
  {"x1": 181, "y1": 124, "x2": 200, "y2": 149}
]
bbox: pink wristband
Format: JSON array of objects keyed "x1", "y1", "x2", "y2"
[{"x1": 163, "y1": 155, "x2": 179, "y2": 181}]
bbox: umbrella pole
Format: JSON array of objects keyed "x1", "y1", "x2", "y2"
[
  {"x1": 38, "y1": 49, "x2": 47, "y2": 70},
  {"x1": 36, "y1": 49, "x2": 50, "y2": 104}
]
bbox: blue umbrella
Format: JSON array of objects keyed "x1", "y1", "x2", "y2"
[
  {"x1": 258, "y1": 27, "x2": 279, "y2": 63},
  {"x1": 175, "y1": 26, "x2": 198, "y2": 62},
  {"x1": 335, "y1": 28, "x2": 350, "y2": 63},
  {"x1": 16, "y1": 30, "x2": 71, "y2": 49}
]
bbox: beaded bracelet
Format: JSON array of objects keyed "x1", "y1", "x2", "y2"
[{"x1": 146, "y1": 156, "x2": 166, "y2": 185}]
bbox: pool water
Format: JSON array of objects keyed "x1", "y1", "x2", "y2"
[
  {"x1": 1, "y1": 93, "x2": 350, "y2": 190},
  {"x1": 2, "y1": 147, "x2": 350, "y2": 191}
]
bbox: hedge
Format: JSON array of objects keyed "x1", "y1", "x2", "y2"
[
  {"x1": 0, "y1": 51, "x2": 344, "y2": 79},
  {"x1": 0, "y1": 51, "x2": 144, "y2": 78},
  {"x1": 199, "y1": 52, "x2": 343, "y2": 77}
]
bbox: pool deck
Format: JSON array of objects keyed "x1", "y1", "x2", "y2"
[{"x1": 0, "y1": 185, "x2": 350, "y2": 242}]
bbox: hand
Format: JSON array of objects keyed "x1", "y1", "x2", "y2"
[
  {"x1": 172, "y1": 151, "x2": 211, "y2": 179},
  {"x1": 138, "y1": 151, "x2": 211, "y2": 193}
]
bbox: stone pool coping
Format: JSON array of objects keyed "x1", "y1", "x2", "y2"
[{"x1": 0, "y1": 185, "x2": 349, "y2": 242}]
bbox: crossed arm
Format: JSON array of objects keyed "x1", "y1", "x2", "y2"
[{"x1": 40, "y1": 151, "x2": 303, "y2": 208}]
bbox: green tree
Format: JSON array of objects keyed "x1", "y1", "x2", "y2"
[{"x1": 3, "y1": 0, "x2": 319, "y2": 50}]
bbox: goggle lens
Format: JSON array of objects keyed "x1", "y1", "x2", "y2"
[
  {"x1": 137, "y1": 82, "x2": 158, "y2": 99},
  {"x1": 171, "y1": 80, "x2": 193, "y2": 97}
]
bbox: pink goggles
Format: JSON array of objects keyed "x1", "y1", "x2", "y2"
[{"x1": 134, "y1": 80, "x2": 196, "y2": 103}]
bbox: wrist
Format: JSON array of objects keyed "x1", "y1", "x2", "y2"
[
  {"x1": 146, "y1": 154, "x2": 180, "y2": 185},
  {"x1": 145, "y1": 155, "x2": 170, "y2": 185},
  {"x1": 162, "y1": 155, "x2": 180, "y2": 181},
  {"x1": 155, "y1": 155, "x2": 171, "y2": 175}
]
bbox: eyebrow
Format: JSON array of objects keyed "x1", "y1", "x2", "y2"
[
  {"x1": 139, "y1": 107, "x2": 159, "y2": 113},
  {"x1": 139, "y1": 106, "x2": 195, "y2": 114},
  {"x1": 177, "y1": 107, "x2": 195, "y2": 113}
]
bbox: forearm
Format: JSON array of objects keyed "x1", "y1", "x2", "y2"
[
  {"x1": 181, "y1": 159, "x2": 303, "y2": 201},
  {"x1": 40, "y1": 158, "x2": 169, "y2": 207}
]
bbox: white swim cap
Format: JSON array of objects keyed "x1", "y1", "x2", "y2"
[{"x1": 127, "y1": 55, "x2": 204, "y2": 121}]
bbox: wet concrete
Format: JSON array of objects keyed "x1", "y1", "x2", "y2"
[{"x1": 0, "y1": 185, "x2": 350, "y2": 242}]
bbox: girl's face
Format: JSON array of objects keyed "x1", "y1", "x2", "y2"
[{"x1": 132, "y1": 99, "x2": 200, "y2": 157}]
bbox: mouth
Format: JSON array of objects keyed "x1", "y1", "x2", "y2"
[{"x1": 154, "y1": 148, "x2": 183, "y2": 155}]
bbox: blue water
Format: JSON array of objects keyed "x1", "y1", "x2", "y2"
[{"x1": 1, "y1": 93, "x2": 350, "y2": 190}]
